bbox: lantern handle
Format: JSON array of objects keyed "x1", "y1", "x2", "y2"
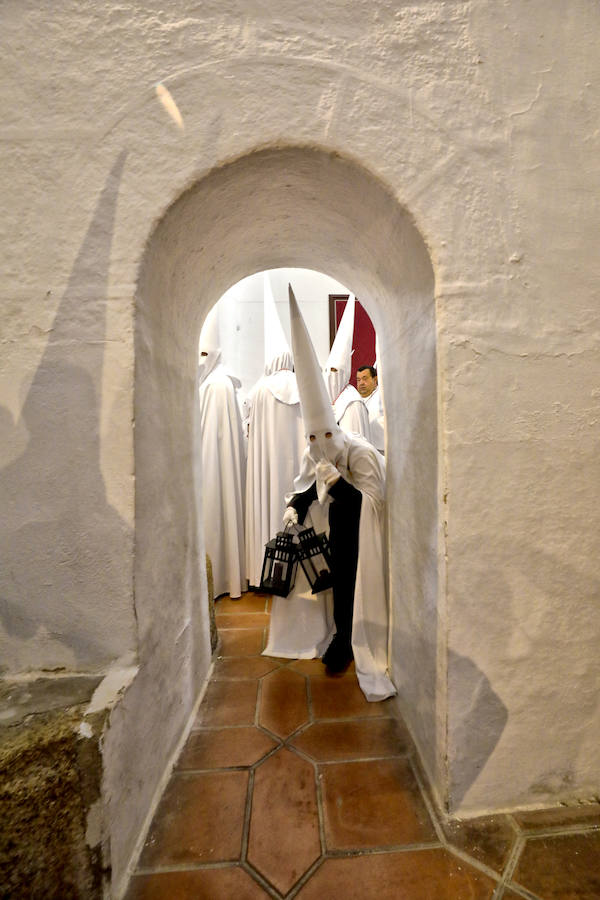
[{"x1": 283, "y1": 521, "x2": 302, "y2": 535}]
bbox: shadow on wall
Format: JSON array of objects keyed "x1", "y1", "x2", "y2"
[
  {"x1": 447, "y1": 649, "x2": 509, "y2": 809},
  {"x1": 454, "y1": 535, "x2": 600, "y2": 806},
  {"x1": 394, "y1": 623, "x2": 508, "y2": 812},
  {"x1": 0, "y1": 151, "x2": 134, "y2": 671}
]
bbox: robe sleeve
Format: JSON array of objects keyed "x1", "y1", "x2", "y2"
[
  {"x1": 347, "y1": 441, "x2": 395, "y2": 701},
  {"x1": 339, "y1": 400, "x2": 372, "y2": 443},
  {"x1": 288, "y1": 482, "x2": 318, "y2": 523},
  {"x1": 328, "y1": 474, "x2": 362, "y2": 505},
  {"x1": 347, "y1": 442, "x2": 385, "y2": 506}
]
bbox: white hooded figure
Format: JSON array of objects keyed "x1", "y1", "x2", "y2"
[
  {"x1": 324, "y1": 294, "x2": 371, "y2": 441},
  {"x1": 364, "y1": 354, "x2": 385, "y2": 454},
  {"x1": 263, "y1": 285, "x2": 396, "y2": 703},
  {"x1": 244, "y1": 274, "x2": 305, "y2": 587},
  {"x1": 198, "y1": 304, "x2": 246, "y2": 599}
]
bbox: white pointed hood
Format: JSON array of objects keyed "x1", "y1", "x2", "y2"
[
  {"x1": 198, "y1": 304, "x2": 222, "y2": 384},
  {"x1": 324, "y1": 294, "x2": 355, "y2": 403},
  {"x1": 264, "y1": 273, "x2": 293, "y2": 376},
  {"x1": 288, "y1": 284, "x2": 345, "y2": 466}
]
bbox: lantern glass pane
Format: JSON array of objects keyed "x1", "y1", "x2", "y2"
[
  {"x1": 259, "y1": 531, "x2": 297, "y2": 597},
  {"x1": 296, "y1": 526, "x2": 333, "y2": 594}
]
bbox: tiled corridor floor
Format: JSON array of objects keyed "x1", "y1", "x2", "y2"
[{"x1": 126, "y1": 592, "x2": 600, "y2": 899}]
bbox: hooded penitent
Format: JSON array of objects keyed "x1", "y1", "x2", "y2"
[
  {"x1": 365, "y1": 345, "x2": 385, "y2": 453},
  {"x1": 264, "y1": 272, "x2": 294, "y2": 376},
  {"x1": 323, "y1": 294, "x2": 371, "y2": 440},
  {"x1": 288, "y1": 283, "x2": 345, "y2": 464},
  {"x1": 197, "y1": 304, "x2": 221, "y2": 385},
  {"x1": 244, "y1": 276, "x2": 304, "y2": 586},
  {"x1": 198, "y1": 302, "x2": 246, "y2": 598},
  {"x1": 324, "y1": 293, "x2": 355, "y2": 403},
  {"x1": 263, "y1": 285, "x2": 396, "y2": 702}
]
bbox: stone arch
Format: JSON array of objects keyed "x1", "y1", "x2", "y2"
[{"x1": 135, "y1": 143, "x2": 440, "y2": 792}]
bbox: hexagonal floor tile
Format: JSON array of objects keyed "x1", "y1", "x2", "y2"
[
  {"x1": 126, "y1": 866, "x2": 270, "y2": 899},
  {"x1": 177, "y1": 726, "x2": 278, "y2": 769},
  {"x1": 138, "y1": 771, "x2": 248, "y2": 868},
  {"x1": 513, "y1": 803, "x2": 600, "y2": 830},
  {"x1": 194, "y1": 679, "x2": 258, "y2": 727},
  {"x1": 247, "y1": 747, "x2": 321, "y2": 895},
  {"x1": 218, "y1": 627, "x2": 265, "y2": 657},
  {"x1": 512, "y1": 831, "x2": 600, "y2": 898},
  {"x1": 310, "y1": 675, "x2": 391, "y2": 719},
  {"x1": 295, "y1": 848, "x2": 497, "y2": 899},
  {"x1": 440, "y1": 813, "x2": 517, "y2": 874},
  {"x1": 291, "y1": 717, "x2": 407, "y2": 762},
  {"x1": 320, "y1": 758, "x2": 437, "y2": 850},
  {"x1": 259, "y1": 667, "x2": 309, "y2": 739}
]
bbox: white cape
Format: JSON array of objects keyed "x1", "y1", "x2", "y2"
[
  {"x1": 264, "y1": 433, "x2": 396, "y2": 702},
  {"x1": 334, "y1": 385, "x2": 371, "y2": 442},
  {"x1": 365, "y1": 386, "x2": 385, "y2": 453},
  {"x1": 199, "y1": 363, "x2": 246, "y2": 598},
  {"x1": 244, "y1": 370, "x2": 305, "y2": 587}
]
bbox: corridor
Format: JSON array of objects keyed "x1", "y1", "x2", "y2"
[{"x1": 126, "y1": 592, "x2": 600, "y2": 899}]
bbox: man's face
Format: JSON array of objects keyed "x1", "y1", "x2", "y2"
[{"x1": 356, "y1": 369, "x2": 377, "y2": 398}]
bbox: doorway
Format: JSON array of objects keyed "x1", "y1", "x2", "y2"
[{"x1": 135, "y1": 145, "x2": 440, "y2": 794}]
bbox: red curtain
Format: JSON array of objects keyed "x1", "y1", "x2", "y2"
[{"x1": 331, "y1": 296, "x2": 376, "y2": 387}]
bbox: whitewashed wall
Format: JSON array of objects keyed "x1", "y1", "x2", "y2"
[{"x1": 1, "y1": 1, "x2": 599, "y2": 894}]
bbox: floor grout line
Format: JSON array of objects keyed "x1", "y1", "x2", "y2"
[
  {"x1": 134, "y1": 859, "x2": 242, "y2": 875},
  {"x1": 408, "y1": 755, "x2": 523, "y2": 892},
  {"x1": 256, "y1": 722, "x2": 286, "y2": 744},
  {"x1": 240, "y1": 768, "x2": 254, "y2": 864},
  {"x1": 242, "y1": 860, "x2": 285, "y2": 899},
  {"x1": 515, "y1": 822, "x2": 600, "y2": 838},
  {"x1": 408, "y1": 755, "x2": 446, "y2": 846},
  {"x1": 491, "y1": 833, "x2": 527, "y2": 900},
  {"x1": 164, "y1": 767, "x2": 252, "y2": 780},
  {"x1": 443, "y1": 843, "x2": 502, "y2": 885},
  {"x1": 314, "y1": 751, "x2": 411, "y2": 765},
  {"x1": 496, "y1": 882, "x2": 545, "y2": 900},
  {"x1": 284, "y1": 856, "x2": 325, "y2": 899},
  {"x1": 251, "y1": 741, "x2": 284, "y2": 769},
  {"x1": 190, "y1": 722, "x2": 264, "y2": 731},
  {"x1": 305, "y1": 670, "x2": 314, "y2": 723},
  {"x1": 305, "y1": 713, "x2": 396, "y2": 722},
  {"x1": 255, "y1": 674, "x2": 263, "y2": 727},
  {"x1": 324, "y1": 842, "x2": 445, "y2": 857}
]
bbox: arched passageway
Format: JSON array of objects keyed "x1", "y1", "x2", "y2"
[{"x1": 135, "y1": 146, "x2": 440, "y2": 798}]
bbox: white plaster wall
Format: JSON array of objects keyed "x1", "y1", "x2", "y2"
[
  {"x1": 442, "y1": 2, "x2": 600, "y2": 813},
  {"x1": 0, "y1": 149, "x2": 137, "y2": 673},
  {"x1": 2, "y1": 0, "x2": 600, "y2": 889}
]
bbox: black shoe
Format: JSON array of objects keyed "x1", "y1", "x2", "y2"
[{"x1": 322, "y1": 637, "x2": 353, "y2": 674}]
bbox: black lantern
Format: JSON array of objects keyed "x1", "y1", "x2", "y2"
[
  {"x1": 259, "y1": 529, "x2": 298, "y2": 597},
  {"x1": 296, "y1": 526, "x2": 334, "y2": 594}
]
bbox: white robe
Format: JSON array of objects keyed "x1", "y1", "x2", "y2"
[
  {"x1": 264, "y1": 433, "x2": 396, "y2": 702},
  {"x1": 244, "y1": 370, "x2": 305, "y2": 587},
  {"x1": 199, "y1": 363, "x2": 246, "y2": 599},
  {"x1": 334, "y1": 385, "x2": 371, "y2": 442},
  {"x1": 365, "y1": 386, "x2": 385, "y2": 453}
]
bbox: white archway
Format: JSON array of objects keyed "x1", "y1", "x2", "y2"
[{"x1": 135, "y1": 145, "x2": 441, "y2": 792}]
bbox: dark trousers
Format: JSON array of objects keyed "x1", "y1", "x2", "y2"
[{"x1": 290, "y1": 477, "x2": 362, "y2": 647}]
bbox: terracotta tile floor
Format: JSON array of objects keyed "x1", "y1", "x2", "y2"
[{"x1": 127, "y1": 591, "x2": 600, "y2": 900}]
